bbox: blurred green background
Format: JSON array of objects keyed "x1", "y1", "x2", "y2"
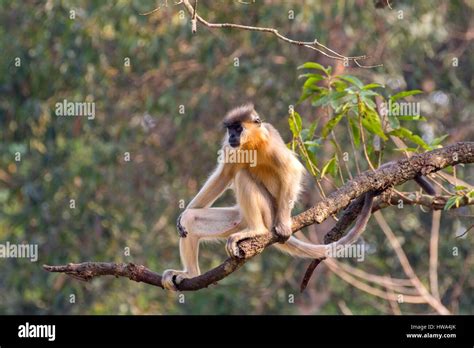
[{"x1": 0, "y1": 0, "x2": 473, "y2": 314}]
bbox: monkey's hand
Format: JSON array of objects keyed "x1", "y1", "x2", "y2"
[
  {"x1": 272, "y1": 220, "x2": 292, "y2": 243},
  {"x1": 226, "y1": 232, "x2": 252, "y2": 259},
  {"x1": 176, "y1": 212, "x2": 188, "y2": 238},
  {"x1": 162, "y1": 269, "x2": 193, "y2": 291}
]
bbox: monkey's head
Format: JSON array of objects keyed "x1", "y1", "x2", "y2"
[{"x1": 223, "y1": 104, "x2": 267, "y2": 149}]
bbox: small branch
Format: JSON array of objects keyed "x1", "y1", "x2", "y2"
[
  {"x1": 429, "y1": 210, "x2": 441, "y2": 300},
  {"x1": 44, "y1": 142, "x2": 474, "y2": 291},
  {"x1": 178, "y1": 0, "x2": 380, "y2": 67},
  {"x1": 140, "y1": 1, "x2": 382, "y2": 67},
  {"x1": 43, "y1": 262, "x2": 164, "y2": 288},
  {"x1": 191, "y1": 0, "x2": 198, "y2": 33},
  {"x1": 374, "y1": 211, "x2": 450, "y2": 315}
]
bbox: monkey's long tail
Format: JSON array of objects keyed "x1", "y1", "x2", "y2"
[{"x1": 274, "y1": 192, "x2": 374, "y2": 259}]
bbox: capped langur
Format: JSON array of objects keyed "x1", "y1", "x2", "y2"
[
  {"x1": 161, "y1": 105, "x2": 436, "y2": 291},
  {"x1": 162, "y1": 104, "x2": 379, "y2": 291}
]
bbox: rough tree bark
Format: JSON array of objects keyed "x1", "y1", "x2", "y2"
[{"x1": 44, "y1": 142, "x2": 474, "y2": 291}]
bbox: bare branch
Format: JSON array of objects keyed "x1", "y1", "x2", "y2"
[
  {"x1": 43, "y1": 262, "x2": 164, "y2": 288},
  {"x1": 178, "y1": 0, "x2": 381, "y2": 67},
  {"x1": 140, "y1": 1, "x2": 382, "y2": 67}
]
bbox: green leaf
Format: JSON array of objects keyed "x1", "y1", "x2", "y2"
[
  {"x1": 454, "y1": 185, "x2": 467, "y2": 191},
  {"x1": 362, "y1": 83, "x2": 384, "y2": 90},
  {"x1": 387, "y1": 115, "x2": 400, "y2": 129},
  {"x1": 390, "y1": 90, "x2": 423, "y2": 102},
  {"x1": 349, "y1": 116, "x2": 360, "y2": 147},
  {"x1": 360, "y1": 94, "x2": 377, "y2": 109},
  {"x1": 337, "y1": 75, "x2": 364, "y2": 89},
  {"x1": 288, "y1": 111, "x2": 302, "y2": 137},
  {"x1": 305, "y1": 149, "x2": 318, "y2": 169},
  {"x1": 297, "y1": 89, "x2": 315, "y2": 104},
  {"x1": 308, "y1": 120, "x2": 319, "y2": 138},
  {"x1": 312, "y1": 91, "x2": 346, "y2": 108},
  {"x1": 301, "y1": 121, "x2": 319, "y2": 141},
  {"x1": 431, "y1": 134, "x2": 449, "y2": 147},
  {"x1": 444, "y1": 196, "x2": 458, "y2": 211},
  {"x1": 304, "y1": 140, "x2": 321, "y2": 148},
  {"x1": 388, "y1": 127, "x2": 430, "y2": 150},
  {"x1": 360, "y1": 103, "x2": 388, "y2": 141},
  {"x1": 321, "y1": 156, "x2": 337, "y2": 178},
  {"x1": 332, "y1": 80, "x2": 348, "y2": 91},
  {"x1": 322, "y1": 109, "x2": 347, "y2": 138},
  {"x1": 298, "y1": 73, "x2": 324, "y2": 80},
  {"x1": 393, "y1": 147, "x2": 419, "y2": 153},
  {"x1": 360, "y1": 89, "x2": 380, "y2": 98},
  {"x1": 303, "y1": 76, "x2": 325, "y2": 89},
  {"x1": 293, "y1": 111, "x2": 302, "y2": 131},
  {"x1": 297, "y1": 62, "x2": 329, "y2": 75},
  {"x1": 396, "y1": 115, "x2": 427, "y2": 121}
]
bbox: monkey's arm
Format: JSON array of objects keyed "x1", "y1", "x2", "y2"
[
  {"x1": 273, "y1": 187, "x2": 294, "y2": 241},
  {"x1": 273, "y1": 164, "x2": 303, "y2": 242},
  {"x1": 187, "y1": 163, "x2": 234, "y2": 209},
  {"x1": 177, "y1": 163, "x2": 234, "y2": 238}
]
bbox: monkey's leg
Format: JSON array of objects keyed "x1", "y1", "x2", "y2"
[
  {"x1": 226, "y1": 171, "x2": 274, "y2": 259},
  {"x1": 162, "y1": 207, "x2": 242, "y2": 291}
]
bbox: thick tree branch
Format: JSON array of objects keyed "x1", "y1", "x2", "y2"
[{"x1": 44, "y1": 142, "x2": 474, "y2": 291}]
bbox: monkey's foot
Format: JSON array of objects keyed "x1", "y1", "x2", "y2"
[
  {"x1": 161, "y1": 269, "x2": 193, "y2": 291},
  {"x1": 273, "y1": 221, "x2": 292, "y2": 242},
  {"x1": 225, "y1": 233, "x2": 249, "y2": 259}
]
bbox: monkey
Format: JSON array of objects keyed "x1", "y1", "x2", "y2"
[
  {"x1": 161, "y1": 104, "x2": 438, "y2": 291},
  {"x1": 161, "y1": 104, "x2": 378, "y2": 291}
]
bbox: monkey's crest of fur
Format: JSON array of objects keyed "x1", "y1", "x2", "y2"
[{"x1": 223, "y1": 103, "x2": 257, "y2": 127}]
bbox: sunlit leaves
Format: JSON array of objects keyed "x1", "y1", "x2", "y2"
[
  {"x1": 288, "y1": 111, "x2": 302, "y2": 137},
  {"x1": 359, "y1": 101, "x2": 388, "y2": 141},
  {"x1": 388, "y1": 128, "x2": 429, "y2": 150},
  {"x1": 336, "y1": 74, "x2": 364, "y2": 89},
  {"x1": 322, "y1": 106, "x2": 348, "y2": 138},
  {"x1": 295, "y1": 61, "x2": 439, "y2": 182},
  {"x1": 390, "y1": 89, "x2": 423, "y2": 102},
  {"x1": 429, "y1": 134, "x2": 449, "y2": 149},
  {"x1": 297, "y1": 62, "x2": 331, "y2": 76},
  {"x1": 443, "y1": 187, "x2": 474, "y2": 211},
  {"x1": 321, "y1": 155, "x2": 337, "y2": 178}
]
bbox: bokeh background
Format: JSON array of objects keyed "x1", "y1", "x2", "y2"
[{"x1": 0, "y1": 0, "x2": 473, "y2": 314}]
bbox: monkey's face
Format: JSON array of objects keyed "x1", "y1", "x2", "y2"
[
  {"x1": 226, "y1": 123, "x2": 243, "y2": 148},
  {"x1": 226, "y1": 118, "x2": 262, "y2": 149}
]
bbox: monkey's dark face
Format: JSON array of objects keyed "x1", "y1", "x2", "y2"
[
  {"x1": 224, "y1": 111, "x2": 262, "y2": 149},
  {"x1": 226, "y1": 124, "x2": 243, "y2": 148}
]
